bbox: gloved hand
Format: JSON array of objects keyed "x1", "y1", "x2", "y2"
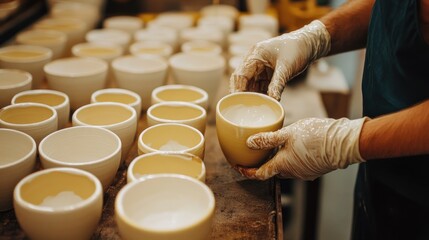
[
  {"x1": 230, "y1": 20, "x2": 331, "y2": 101},
  {"x1": 236, "y1": 117, "x2": 369, "y2": 181}
]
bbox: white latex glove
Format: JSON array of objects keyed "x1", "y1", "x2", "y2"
[
  {"x1": 230, "y1": 20, "x2": 331, "y2": 101},
  {"x1": 236, "y1": 117, "x2": 368, "y2": 181}
]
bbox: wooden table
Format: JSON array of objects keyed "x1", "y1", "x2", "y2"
[{"x1": 0, "y1": 109, "x2": 283, "y2": 240}]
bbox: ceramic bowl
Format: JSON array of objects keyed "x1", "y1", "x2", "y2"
[
  {"x1": 103, "y1": 16, "x2": 143, "y2": 34},
  {"x1": 238, "y1": 14, "x2": 278, "y2": 37},
  {"x1": 12, "y1": 89, "x2": 70, "y2": 129},
  {"x1": 0, "y1": 103, "x2": 58, "y2": 144},
  {"x1": 44, "y1": 57, "x2": 108, "y2": 110},
  {"x1": 0, "y1": 69, "x2": 32, "y2": 108},
  {"x1": 72, "y1": 102, "x2": 137, "y2": 161},
  {"x1": 180, "y1": 27, "x2": 224, "y2": 48},
  {"x1": 16, "y1": 29, "x2": 67, "y2": 59},
  {"x1": 91, "y1": 88, "x2": 142, "y2": 119},
  {"x1": 112, "y1": 55, "x2": 168, "y2": 110},
  {"x1": 181, "y1": 40, "x2": 222, "y2": 56},
  {"x1": 50, "y1": 1, "x2": 100, "y2": 29},
  {"x1": 0, "y1": 129, "x2": 36, "y2": 211},
  {"x1": 127, "y1": 152, "x2": 206, "y2": 183},
  {"x1": 0, "y1": 45, "x2": 52, "y2": 89},
  {"x1": 138, "y1": 123, "x2": 205, "y2": 159},
  {"x1": 129, "y1": 41, "x2": 173, "y2": 59},
  {"x1": 228, "y1": 29, "x2": 271, "y2": 46},
  {"x1": 134, "y1": 28, "x2": 178, "y2": 52},
  {"x1": 169, "y1": 52, "x2": 225, "y2": 105},
  {"x1": 228, "y1": 43, "x2": 253, "y2": 57},
  {"x1": 197, "y1": 16, "x2": 234, "y2": 35},
  {"x1": 216, "y1": 92, "x2": 285, "y2": 167},
  {"x1": 71, "y1": 42, "x2": 123, "y2": 63},
  {"x1": 149, "y1": 13, "x2": 194, "y2": 32},
  {"x1": 14, "y1": 167, "x2": 103, "y2": 240},
  {"x1": 38, "y1": 126, "x2": 121, "y2": 190},
  {"x1": 86, "y1": 29, "x2": 131, "y2": 51},
  {"x1": 201, "y1": 4, "x2": 239, "y2": 19},
  {"x1": 115, "y1": 174, "x2": 215, "y2": 240},
  {"x1": 151, "y1": 84, "x2": 209, "y2": 111},
  {"x1": 147, "y1": 101, "x2": 207, "y2": 134},
  {"x1": 33, "y1": 17, "x2": 88, "y2": 53}
]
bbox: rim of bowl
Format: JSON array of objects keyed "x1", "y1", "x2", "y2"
[
  {"x1": 129, "y1": 41, "x2": 173, "y2": 58},
  {"x1": 0, "y1": 69, "x2": 32, "y2": 90},
  {"x1": 72, "y1": 102, "x2": 137, "y2": 129},
  {"x1": 147, "y1": 101, "x2": 206, "y2": 123},
  {"x1": 0, "y1": 45, "x2": 53, "y2": 63},
  {"x1": 138, "y1": 122, "x2": 204, "y2": 155},
  {"x1": 112, "y1": 55, "x2": 168, "y2": 74},
  {"x1": 216, "y1": 92, "x2": 285, "y2": 129},
  {"x1": 91, "y1": 88, "x2": 141, "y2": 107},
  {"x1": 86, "y1": 29, "x2": 131, "y2": 45},
  {"x1": 0, "y1": 103, "x2": 57, "y2": 129},
  {"x1": 181, "y1": 40, "x2": 222, "y2": 56},
  {"x1": 71, "y1": 42, "x2": 124, "y2": 59},
  {"x1": 127, "y1": 152, "x2": 206, "y2": 183},
  {"x1": 12, "y1": 89, "x2": 69, "y2": 110},
  {"x1": 39, "y1": 126, "x2": 122, "y2": 167},
  {"x1": 169, "y1": 52, "x2": 225, "y2": 72},
  {"x1": 44, "y1": 57, "x2": 108, "y2": 78},
  {"x1": 151, "y1": 84, "x2": 208, "y2": 107},
  {"x1": 0, "y1": 128, "x2": 36, "y2": 169},
  {"x1": 115, "y1": 173, "x2": 215, "y2": 232},
  {"x1": 14, "y1": 167, "x2": 102, "y2": 212},
  {"x1": 16, "y1": 29, "x2": 67, "y2": 44}
]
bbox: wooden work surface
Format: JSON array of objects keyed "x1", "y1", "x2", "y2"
[{"x1": 0, "y1": 110, "x2": 283, "y2": 240}]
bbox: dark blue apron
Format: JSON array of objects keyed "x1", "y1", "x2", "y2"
[{"x1": 353, "y1": 0, "x2": 429, "y2": 239}]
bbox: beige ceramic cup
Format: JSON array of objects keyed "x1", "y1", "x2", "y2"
[
  {"x1": 151, "y1": 84, "x2": 209, "y2": 111},
  {"x1": 216, "y1": 92, "x2": 285, "y2": 167},
  {"x1": 138, "y1": 123, "x2": 205, "y2": 159},
  {"x1": 0, "y1": 45, "x2": 53, "y2": 89},
  {"x1": 0, "y1": 103, "x2": 58, "y2": 144},
  {"x1": 180, "y1": 27, "x2": 224, "y2": 48},
  {"x1": 39, "y1": 126, "x2": 121, "y2": 190},
  {"x1": 50, "y1": 1, "x2": 100, "y2": 29},
  {"x1": 147, "y1": 101, "x2": 207, "y2": 134},
  {"x1": 14, "y1": 167, "x2": 103, "y2": 240},
  {"x1": 44, "y1": 57, "x2": 108, "y2": 110},
  {"x1": 127, "y1": 152, "x2": 206, "y2": 183},
  {"x1": 134, "y1": 27, "x2": 179, "y2": 52},
  {"x1": 91, "y1": 88, "x2": 142, "y2": 119},
  {"x1": 103, "y1": 16, "x2": 143, "y2": 34},
  {"x1": 181, "y1": 40, "x2": 222, "y2": 56},
  {"x1": 16, "y1": 29, "x2": 67, "y2": 59},
  {"x1": 86, "y1": 29, "x2": 131, "y2": 51},
  {"x1": 115, "y1": 174, "x2": 215, "y2": 240},
  {"x1": 169, "y1": 52, "x2": 225, "y2": 106},
  {"x1": 129, "y1": 41, "x2": 173, "y2": 60},
  {"x1": 12, "y1": 89, "x2": 70, "y2": 129},
  {"x1": 0, "y1": 69, "x2": 32, "y2": 108},
  {"x1": 33, "y1": 17, "x2": 88, "y2": 54},
  {"x1": 112, "y1": 55, "x2": 168, "y2": 110},
  {"x1": 72, "y1": 102, "x2": 137, "y2": 161},
  {"x1": 0, "y1": 129, "x2": 36, "y2": 211}
]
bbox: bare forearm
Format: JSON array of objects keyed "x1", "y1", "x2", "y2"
[
  {"x1": 359, "y1": 100, "x2": 429, "y2": 160},
  {"x1": 320, "y1": 0, "x2": 375, "y2": 55}
]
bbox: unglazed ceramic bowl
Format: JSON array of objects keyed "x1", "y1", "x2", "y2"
[
  {"x1": 197, "y1": 16, "x2": 234, "y2": 35},
  {"x1": 91, "y1": 88, "x2": 142, "y2": 119},
  {"x1": 86, "y1": 29, "x2": 131, "y2": 51},
  {"x1": 0, "y1": 69, "x2": 32, "y2": 108},
  {"x1": 216, "y1": 92, "x2": 285, "y2": 167},
  {"x1": 151, "y1": 84, "x2": 209, "y2": 111},
  {"x1": 201, "y1": 4, "x2": 239, "y2": 19},
  {"x1": 103, "y1": 16, "x2": 143, "y2": 34},
  {"x1": 0, "y1": 45, "x2": 52, "y2": 89},
  {"x1": 38, "y1": 126, "x2": 121, "y2": 190},
  {"x1": 72, "y1": 102, "x2": 137, "y2": 161},
  {"x1": 0, "y1": 129, "x2": 36, "y2": 211},
  {"x1": 129, "y1": 41, "x2": 173, "y2": 59},
  {"x1": 50, "y1": 1, "x2": 100, "y2": 29},
  {"x1": 181, "y1": 40, "x2": 222, "y2": 56},
  {"x1": 180, "y1": 27, "x2": 224, "y2": 47},
  {"x1": 238, "y1": 14, "x2": 278, "y2": 37},
  {"x1": 112, "y1": 55, "x2": 168, "y2": 110},
  {"x1": 14, "y1": 167, "x2": 103, "y2": 240},
  {"x1": 138, "y1": 123, "x2": 205, "y2": 159},
  {"x1": 16, "y1": 29, "x2": 67, "y2": 59},
  {"x1": 115, "y1": 174, "x2": 215, "y2": 240},
  {"x1": 0, "y1": 103, "x2": 58, "y2": 144},
  {"x1": 127, "y1": 152, "x2": 206, "y2": 183},
  {"x1": 147, "y1": 101, "x2": 207, "y2": 134},
  {"x1": 134, "y1": 27, "x2": 178, "y2": 52},
  {"x1": 71, "y1": 42, "x2": 123, "y2": 63},
  {"x1": 44, "y1": 57, "x2": 108, "y2": 110},
  {"x1": 148, "y1": 13, "x2": 194, "y2": 32},
  {"x1": 12, "y1": 89, "x2": 70, "y2": 129},
  {"x1": 169, "y1": 52, "x2": 225, "y2": 105}
]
